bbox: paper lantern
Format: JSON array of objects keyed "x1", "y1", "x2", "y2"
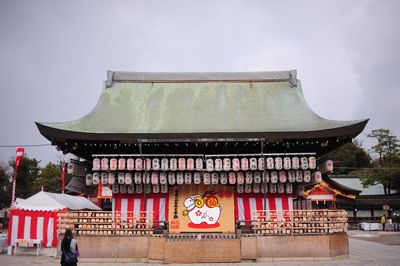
[
  {"x1": 277, "y1": 183, "x2": 285, "y2": 193},
  {"x1": 145, "y1": 184, "x2": 151, "y2": 193},
  {"x1": 308, "y1": 157, "x2": 316, "y2": 169},
  {"x1": 241, "y1": 158, "x2": 249, "y2": 171},
  {"x1": 112, "y1": 184, "x2": 119, "y2": 194},
  {"x1": 220, "y1": 173, "x2": 228, "y2": 184},
  {"x1": 270, "y1": 171, "x2": 278, "y2": 183},
  {"x1": 223, "y1": 158, "x2": 231, "y2": 171},
  {"x1": 283, "y1": 157, "x2": 291, "y2": 170},
  {"x1": 127, "y1": 158, "x2": 135, "y2": 171},
  {"x1": 211, "y1": 173, "x2": 219, "y2": 184},
  {"x1": 178, "y1": 158, "x2": 186, "y2": 170},
  {"x1": 110, "y1": 158, "x2": 118, "y2": 171},
  {"x1": 136, "y1": 184, "x2": 143, "y2": 193},
  {"x1": 206, "y1": 158, "x2": 214, "y2": 172},
  {"x1": 321, "y1": 160, "x2": 334, "y2": 173},
  {"x1": 253, "y1": 172, "x2": 261, "y2": 183},
  {"x1": 291, "y1": 157, "x2": 300, "y2": 170},
  {"x1": 249, "y1": 157, "x2": 257, "y2": 170},
  {"x1": 295, "y1": 171, "x2": 303, "y2": 183},
  {"x1": 135, "y1": 158, "x2": 143, "y2": 171},
  {"x1": 303, "y1": 170, "x2": 311, "y2": 182},
  {"x1": 118, "y1": 173, "x2": 125, "y2": 184},
  {"x1": 185, "y1": 172, "x2": 192, "y2": 184},
  {"x1": 85, "y1": 174, "x2": 92, "y2": 186},
  {"x1": 232, "y1": 158, "x2": 240, "y2": 171},
  {"x1": 313, "y1": 171, "x2": 322, "y2": 183},
  {"x1": 245, "y1": 172, "x2": 253, "y2": 184},
  {"x1": 152, "y1": 158, "x2": 160, "y2": 171},
  {"x1": 143, "y1": 173, "x2": 150, "y2": 184},
  {"x1": 153, "y1": 184, "x2": 160, "y2": 193},
  {"x1": 92, "y1": 173, "x2": 100, "y2": 185},
  {"x1": 300, "y1": 157, "x2": 308, "y2": 170},
  {"x1": 237, "y1": 184, "x2": 244, "y2": 193},
  {"x1": 161, "y1": 158, "x2": 169, "y2": 171},
  {"x1": 145, "y1": 158, "x2": 151, "y2": 171},
  {"x1": 193, "y1": 172, "x2": 201, "y2": 184},
  {"x1": 151, "y1": 172, "x2": 159, "y2": 185},
  {"x1": 279, "y1": 171, "x2": 287, "y2": 183},
  {"x1": 125, "y1": 173, "x2": 132, "y2": 185},
  {"x1": 101, "y1": 172, "x2": 108, "y2": 184},
  {"x1": 161, "y1": 184, "x2": 168, "y2": 193},
  {"x1": 120, "y1": 184, "x2": 127, "y2": 194},
  {"x1": 127, "y1": 184, "x2": 135, "y2": 194},
  {"x1": 170, "y1": 158, "x2": 177, "y2": 171},
  {"x1": 176, "y1": 172, "x2": 184, "y2": 185},
  {"x1": 187, "y1": 158, "x2": 194, "y2": 170},
  {"x1": 286, "y1": 183, "x2": 293, "y2": 194},
  {"x1": 228, "y1": 172, "x2": 236, "y2": 184},
  {"x1": 118, "y1": 158, "x2": 126, "y2": 170},
  {"x1": 168, "y1": 172, "x2": 176, "y2": 185},
  {"x1": 253, "y1": 183, "x2": 260, "y2": 193},
  {"x1": 134, "y1": 172, "x2": 142, "y2": 184},
  {"x1": 258, "y1": 158, "x2": 265, "y2": 170},
  {"x1": 274, "y1": 157, "x2": 283, "y2": 170},
  {"x1": 262, "y1": 172, "x2": 270, "y2": 183},
  {"x1": 288, "y1": 171, "x2": 295, "y2": 183},
  {"x1": 294, "y1": 185, "x2": 304, "y2": 197},
  {"x1": 261, "y1": 182, "x2": 268, "y2": 193},
  {"x1": 195, "y1": 158, "x2": 203, "y2": 170},
  {"x1": 266, "y1": 157, "x2": 274, "y2": 169},
  {"x1": 214, "y1": 158, "x2": 223, "y2": 171},
  {"x1": 160, "y1": 172, "x2": 167, "y2": 185},
  {"x1": 269, "y1": 183, "x2": 277, "y2": 193},
  {"x1": 108, "y1": 173, "x2": 115, "y2": 185},
  {"x1": 237, "y1": 172, "x2": 245, "y2": 184},
  {"x1": 203, "y1": 173, "x2": 211, "y2": 185},
  {"x1": 245, "y1": 183, "x2": 252, "y2": 193},
  {"x1": 101, "y1": 158, "x2": 109, "y2": 171},
  {"x1": 92, "y1": 158, "x2": 101, "y2": 171}
]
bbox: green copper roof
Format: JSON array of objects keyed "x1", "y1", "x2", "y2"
[{"x1": 36, "y1": 71, "x2": 368, "y2": 141}]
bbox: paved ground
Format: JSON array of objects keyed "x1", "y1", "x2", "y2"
[{"x1": 0, "y1": 231, "x2": 399, "y2": 265}]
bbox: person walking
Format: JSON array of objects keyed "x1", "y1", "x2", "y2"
[
  {"x1": 60, "y1": 229, "x2": 79, "y2": 266},
  {"x1": 380, "y1": 215, "x2": 386, "y2": 231}
]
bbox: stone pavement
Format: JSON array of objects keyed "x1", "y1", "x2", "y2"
[{"x1": 0, "y1": 231, "x2": 399, "y2": 266}]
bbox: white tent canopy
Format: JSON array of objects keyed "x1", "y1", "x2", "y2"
[{"x1": 14, "y1": 191, "x2": 101, "y2": 211}]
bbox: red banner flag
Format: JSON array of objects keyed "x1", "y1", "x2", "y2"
[
  {"x1": 11, "y1": 147, "x2": 24, "y2": 207},
  {"x1": 61, "y1": 163, "x2": 66, "y2": 194}
]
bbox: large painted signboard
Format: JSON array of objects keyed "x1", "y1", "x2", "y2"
[{"x1": 168, "y1": 185, "x2": 235, "y2": 233}]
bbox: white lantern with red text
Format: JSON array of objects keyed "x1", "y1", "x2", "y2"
[
  {"x1": 161, "y1": 158, "x2": 169, "y2": 171},
  {"x1": 110, "y1": 158, "x2": 118, "y2": 171},
  {"x1": 308, "y1": 157, "x2": 316, "y2": 169},
  {"x1": 151, "y1": 172, "x2": 159, "y2": 185},
  {"x1": 206, "y1": 158, "x2": 214, "y2": 172},
  {"x1": 279, "y1": 171, "x2": 287, "y2": 183},
  {"x1": 300, "y1": 157, "x2": 308, "y2": 170},
  {"x1": 187, "y1": 158, "x2": 194, "y2": 170},
  {"x1": 313, "y1": 171, "x2": 322, "y2": 183},
  {"x1": 203, "y1": 173, "x2": 211, "y2": 185},
  {"x1": 228, "y1": 172, "x2": 236, "y2": 184},
  {"x1": 245, "y1": 172, "x2": 253, "y2": 184},
  {"x1": 232, "y1": 158, "x2": 240, "y2": 171},
  {"x1": 145, "y1": 158, "x2": 151, "y2": 171},
  {"x1": 214, "y1": 158, "x2": 222, "y2": 171},
  {"x1": 127, "y1": 158, "x2": 134, "y2": 171},
  {"x1": 241, "y1": 158, "x2": 249, "y2": 171},
  {"x1": 270, "y1": 171, "x2": 278, "y2": 183},
  {"x1": 143, "y1": 173, "x2": 150, "y2": 184},
  {"x1": 211, "y1": 173, "x2": 219, "y2": 184},
  {"x1": 291, "y1": 157, "x2": 300, "y2": 170},
  {"x1": 108, "y1": 173, "x2": 115, "y2": 185},
  {"x1": 101, "y1": 158, "x2": 109, "y2": 171},
  {"x1": 258, "y1": 158, "x2": 265, "y2": 170},
  {"x1": 152, "y1": 158, "x2": 160, "y2": 171},
  {"x1": 237, "y1": 172, "x2": 245, "y2": 184},
  {"x1": 135, "y1": 158, "x2": 143, "y2": 171},
  {"x1": 266, "y1": 157, "x2": 274, "y2": 169},
  {"x1": 118, "y1": 158, "x2": 126, "y2": 170},
  {"x1": 170, "y1": 158, "x2": 177, "y2": 171},
  {"x1": 125, "y1": 173, "x2": 132, "y2": 185},
  {"x1": 283, "y1": 157, "x2": 291, "y2": 170},
  {"x1": 185, "y1": 172, "x2": 192, "y2": 184},
  {"x1": 178, "y1": 158, "x2": 186, "y2": 171},
  {"x1": 223, "y1": 158, "x2": 231, "y2": 171},
  {"x1": 195, "y1": 158, "x2": 203, "y2": 170},
  {"x1": 220, "y1": 173, "x2": 228, "y2": 184},
  {"x1": 193, "y1": 172, "x2": 201, "y2": 184},
  {"x1": 93, "y1": 158, "x2": 100, "y2": 171},
  {"x1": 275, "y1": 157, "x2": 283, "y2": 170}
]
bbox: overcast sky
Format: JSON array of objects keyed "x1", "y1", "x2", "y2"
[{"x1": 0, "y1": 0, "x2": 399, "y2": 167}]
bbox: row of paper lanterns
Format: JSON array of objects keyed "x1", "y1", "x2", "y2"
[
  {"x1": 111, "y1": 182, "x2": 296, "y2": 194},
  {"x1": 92, "y1": 156, "x2": 317, "y2": 172},
  {"x1": 86, "y1": 170, "x2": 322, "y2": 186}
]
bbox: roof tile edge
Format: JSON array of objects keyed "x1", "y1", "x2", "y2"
[{"x1": 105, "y1": 70, "x2": 298, "y2": 88}]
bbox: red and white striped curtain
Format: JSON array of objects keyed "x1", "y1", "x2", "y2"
[
  {"x1": 112, "y1": 194, "x2": 169, "y2": 225},
  {"x1": 235, "y1": 193, "x2": 293, "y2": 223},
  {"x1": 7, "y1": 209, "x2": 59, "y2": 247}
]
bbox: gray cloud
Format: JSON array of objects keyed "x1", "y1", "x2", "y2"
[{"x1": 1, "y1": 0, "x2": 399, "y2": 165}]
